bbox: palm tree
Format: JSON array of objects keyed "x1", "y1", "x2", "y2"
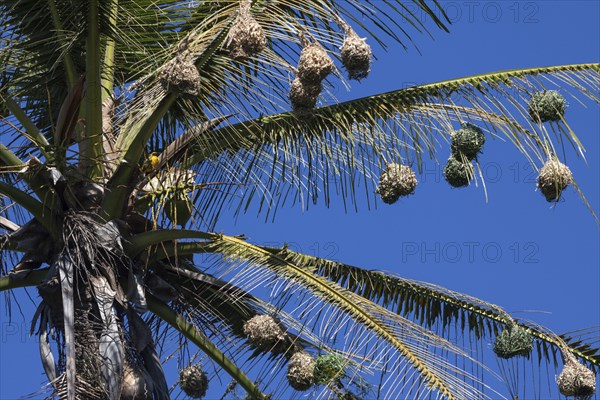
[{"x1": 0, "y1": 0, "x2": 598, "y2": 399}]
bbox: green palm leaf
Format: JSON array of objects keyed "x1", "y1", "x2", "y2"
[{"x1": 182, "y1": 64, "x2": 598, "y2": 226}]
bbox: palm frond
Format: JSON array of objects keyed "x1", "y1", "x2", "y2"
[
  {"x1": 258, "y1": 244, "x2": 600, "y2": 370},
  {"x1": 182, "y1": 64, "x2": 598, "y2": 225},
  {"x1": 147, "y1": 295, "x2": 269, "y2": 399},
  {"x1": 158, "y1": 232, "x2": 498, "y2": 400}
]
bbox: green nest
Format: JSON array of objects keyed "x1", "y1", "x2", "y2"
[
  {"x1": 179, "y1": 365, "x2": 209, "y2": 399},
  {"x1": 537, "y1": 159, "x2": 573, "y2": 202},
  {"x1": 165, "y1": 192, "x2": 193, "y2": 226},
  {"x1": 557, "y1": 359, "x2": 597, "y2": 398},
  {"x1": 451, "y1": 123, "x2": 486, "y2": 160},
  {"x1": 313, "y1": 354, "x2": 346, "y2": 385},
  {"x1": 376, "y1": 163, "x2": 417, "y2": 204},
  {"x1": 493, "y1": 325, "x2": 533, "y2": 359},
  {"x1": 287, "y1": 351, "x2": 315, "y2": 391},
  {"x1": 443, "y1": 156, "x2": 474, "y2": 188},
  {"x1": 528, "y1": 90, "x2": 566, "y2": 123}
]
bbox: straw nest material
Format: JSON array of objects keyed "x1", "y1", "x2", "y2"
[
  {"x1": 443, "y1": 156, "x2": 474, "y2": 188},
  {"x1": 537, "y1": 159, "x2": 573, "y2": 202},
  {"x1": 243, "y1": 315, "x2": 288, "y2": 352},
  {"x1": 493, "y1": 325, "x2": 533, "y2": 359},
  {"x1": 120, "y1": 363, "x2": 151, "y2": 400},
  {"x1": 313, "y1": 354, "x2": 346, "y2": 385},
  {"x1": 179, "y1": 365, "x2": 209, "y2": 399},
  {"x1": 287, "y1": 351, "x2": 315, "y2": 391},
  {"x1": 375, "y1": 163, "x2": 417, "y2": 204},
  {"x1": 340, "y1": 31, "x2": 371, "y2": 80},
  {"x1": 451, "y1": 123, "x2": 486, "y2": 160},
  {"x1": 160, "y1": 53, "x2": 201, "y2": 96},
  {"x1": 297, "y1": 41, "x2": 335, "y2": 85},
  {"x1": 227, "y1": 0, "x2": 266, "y2": 60},
  {"x1": 528, "y1": 90, "x2": 566, "y2": 123},
  {"x1": 289, "y1": 77, "x2": 322, "y2": 111},
  {"x1": 143, "y1": 168, "x2": 196, "y2": 194},
  {"x1": 557, "y1": 358, "x2": 596, "y2": 398}
]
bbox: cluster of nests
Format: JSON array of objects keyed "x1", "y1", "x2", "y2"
[
  {"x1": 443, "y1": 123, "x2": 486, "y2": 188},
  {"x1": 493, "y1": 323, "x2": 597, "y2": 398},
  {"x1": 375, "y1": 163, "x2": 418, "y2": 205},
  {"x1": 242, "y1": 315, "x2": 347, "y2": 391},
  {"x1": 528, "y1": 91, "x2": 573, "y2": 201},
  {"x1": 160, "y1": 0, "x2": 266, "y2": 95},
  {"x1": 492, "y1": 323, "x2": 596, "y2": 398},
  {"x1": 289, "y1": 23, "x2": 371, "y2": 112}
]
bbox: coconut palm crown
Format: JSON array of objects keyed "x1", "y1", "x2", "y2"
[{"x1": 0, "y1": 1, "x2": 599, "y2": 399}]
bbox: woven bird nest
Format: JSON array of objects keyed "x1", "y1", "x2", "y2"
[
  {"x1": 243, "y1": 315, "x2": 289, "y2": 352},
  {"x1": 528, "y1": 90, "x2": 566, "y2": 123},
  {"x1": 289, "y1": 77, "x2": 322, "y2": 111},
  {"x1": 557, "y1": 358, "x2": 596, "y2": 398},
  {"x1": 160, "y1": 53, "x2": 201, "y2": 96},
  {"x1": 120, "y1": 363, "x2": 150, "y2": 400},
  {"x1": 376, "y1": 163, "x2": 417, "y2": 204},
  {"x1": 340, "y1": 31, "x2": 371, "y2": 81},
  {"x1": 179, "y1": 365, "x2": 209, "y2": 399},
  {"x1": 493, "y1": 325, "x2": 533, "y2": 359},
  {"x1": 227, "y1": 0, "x2": 266, "y2": 60},
  {"x1": 165, "y1": 192, "x2": 193, "y2": 227},
  {"x1": 313, "y1": 354, "x2": 346, "y2": 385},
  {"x1": 143, "y1": 168, "x2": 196, "y2": 194},
  {"x1": 451, "y1": 123, "x2": 486, "y2": 160},
  {"x1": 297, "y1": 36, "x2": 335, "y2": 84},
  {"x1": 287, "y1": 351, "x2": 315, "y2": 391},
  {"x1": 443, "y1": 156, "x2": 474, "y2": 188},
  {"x1": 537, "y1": 159, "x2": 573, "y2": 202}
]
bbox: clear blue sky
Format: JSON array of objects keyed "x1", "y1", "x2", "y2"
[{"x1": 1, "y1": 1, "x2": 599, "y2": 399}]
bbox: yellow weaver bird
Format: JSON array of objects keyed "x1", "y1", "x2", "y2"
[{"x1": 142, "y1": 152, "x2": 161, "y2": 174}]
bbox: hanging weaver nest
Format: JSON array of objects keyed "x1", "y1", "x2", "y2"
[
  {"x1": 537, "y1": 159, "x2": 573, "y2": 202},
  {"x1": 226, "y1": 0, "x2": 266, "y2": 60},
  {"x1": 289, "y1": 77, "x2": 322, "y2": 111},
  {"x1": 296, "y1": 33, "x2": 335, "y2": 85},
  {"x1": 528, "y1": 90, "x2": 567, "y2": 123},
  {"x1": 179, "y1": 365, "x2": 209, "y2": 399},
  {"x1": 143, "y1": 168, "x2": 196, "y2": 194},
  {"x1": 313, "y1": 354, "x2": 346, "y2": 385},
  {"x1": 243, "y1": 315, "x2": 289, "y2": 352},
  {"x1": 120, "y1": 363, "x2": 151, "y2": 400},
  {"x1": 443, "y1": 156, "x2": 474, "y2": 188},
  {"x1": 339, "y1": 22, "x2": 371, "y2": 81},
  {"x1": 287, "y1": 351, "x2": 315, "y2": 391},
  {"x1": 493, "y1": 324, "x2": 533, "y2": 359},
  {"x1": 557, "y1": 356, "x2": 596, "y2": 398},
  {"x1": 451, "y1": 123, "x2": 486, "y2": 160},
  {"x1": 165, "y1": 192, "x2": 193, "y2": 227},
  {"x1": 375, "y1": 163, "x2": 417, "y2": 204},
  {"x1": 160, "y1": 52, "x2": 201, "y2": 96}
]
